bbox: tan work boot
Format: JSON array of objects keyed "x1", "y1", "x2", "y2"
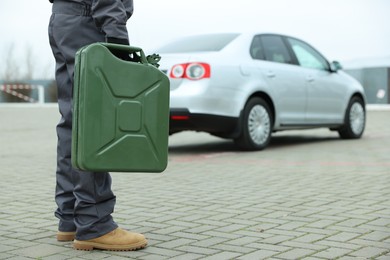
[
  {"x1": 57, "y1": 231, "x2": 76, "y2": 242},
  {"x1": 73, "y1": 228, "x2": 147, "y2": 251}
]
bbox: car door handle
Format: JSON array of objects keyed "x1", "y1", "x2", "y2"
[
  {"x1": 266, "y1": 71, "x2": 275, "y2": 78},
  {"x1": 306, "y1": 76, "x2": 314, "y2": 82}
]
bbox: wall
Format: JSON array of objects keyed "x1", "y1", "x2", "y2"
[{"x1": 345, "y1": 67, "x2": 389, "y2": 104}]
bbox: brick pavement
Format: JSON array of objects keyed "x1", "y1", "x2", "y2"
[{"x1": 0, "y1": 106, "x2": 389, "y2": 259}]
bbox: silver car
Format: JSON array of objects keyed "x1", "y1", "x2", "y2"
[{"x1": 156, "y1": 32, "x2": 366, "y2": 150}]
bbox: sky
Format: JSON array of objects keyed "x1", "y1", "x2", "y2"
[{"x1": 0, "y1": 0, "x2": 389, "y2": 79}]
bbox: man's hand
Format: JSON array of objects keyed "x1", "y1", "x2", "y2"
[{"x1": 106, "y1": 37, "x2": 131, "y2": 61}]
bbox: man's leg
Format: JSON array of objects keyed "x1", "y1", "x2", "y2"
[
  {"x1": 49, "y1": 11, "x2": 117, "y2": 240},
  {"x1": 49, "y1": 15, "x2": 77, "y2": 233}
]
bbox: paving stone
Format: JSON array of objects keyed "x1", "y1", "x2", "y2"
[
  {"x1": 155, "y1": 238, "x2": 195, "y2": 249},
  {"x1": 295, "y1": 227, "x2": 339, "y2": 236},
  {"x1": 281, "y1": 241, "x2": 327, "y2": 251},
  {"x1": 292, "y1": 234, "x2": 327, "y2": 243},
  {"x1": 267, "y1": 229, "x2": 306, "y2": 238},
  {"x1": 170, "y1": 232, "x2": 209, "y2": 240},
  {"x1": 175, "y1": 245, "x2": 220, "y2": 255},
  {"x1": 169, "y1": 253, "x2": 205, "y2": 260},
  {"x1": 225, "y1": 236, "x2": 260, "y2": 246},
  {"x1": 0, "y1": 253, "x2": 16, "y2": 260},
  {"x1": 212, "y1": 243, "x2": 255, "y2": 254},
  {"x1": 191, "y1": 237, "x2": 229, "y2": 247},
  {"x1": 312, "y1": 248, "x2": 352, "y2": 259},
  {"x1": 201, "y1": 231, "x2": 242, "y2": 240},
  {"x1": 185, "y1": 225, "x2": 218, "y2": 234},
  {"x1": 359, "y1": 231, "x2": 390, "y2": 241},
  {"x1": 261, "y1": 235, "x2": 294, "y2": 245},
  {"x1": 349, "y1": 247, "x2": 389, "y2": 258},
  {"x1": 327, "y1": 225, "x2": 371, "y2": 235},
  {"x1": 42, "y1": 254, "x2": 74, "y2": 260},
  {"x1": 238, "y1": 249, "x2": 279, "y2": 259},
  {"x1": 366, "y1": 218, "x2": 390, "y2": 227},
  {"x1": 300, "y1": 257, "x2": 328, "y2": 260},
  {"x1": 325, "y1": 232, "x2": 362, "y2": 242},
  {"x1": 274, "y1": 221, "x2": 307, "y2": 231},
  {"x1": 315, "y1": 240, "x2": 362, "y2": 250},
  {"x1": 214, "y1": 224, "x2": 247, "y2": 233},
  {"x1": 358, "y1": 224, "x2": 390, "y2": 232},
  {"x1": 110, "y1": 250, "x2": 148, "y2": 258},
  {"x1": 7, "y1": 244, "x2": 67, "y2": 258},
  {"x1": 275, "y1": 248, "x2": 316, "y2": 259},
  {"x1": 348, "y1": 238, "x2": 390, "y2": 250},
  {"x1": 0, "y1": 245, "x2": 17, "y2": 253},
  {"x1": 152, "y1": 226, "x2": 187, "y2": 235},
  {"x1": 201, "y1": 251, "x2": 241, "y2": 260},
  {"x1": 141, "y1": 246, "x2": 183, "y2": 257},
  {"x1": 337, "y1": 218, "x2": 369, "y2": 227},
  {"x1": 246, "y1": 243, "x2": 292, "y2": 253}
]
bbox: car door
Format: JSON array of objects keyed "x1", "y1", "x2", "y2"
[
  {"x1": 252, "y1": 35, "x2": 307, "y2": 125},
  {"x1": 286, "y1": 37, "x2": 346, "y2": 124}
]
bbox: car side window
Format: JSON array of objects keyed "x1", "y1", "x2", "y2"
[
  {"x1": 260, "y1": 35, "x2": 293, "y2": 64},
  {"x1": 250, "y1": 36, "x2": 265, "y2": 60},
  {"x1": 287, "y1": 38, "x2": 329, "y2": 70}
]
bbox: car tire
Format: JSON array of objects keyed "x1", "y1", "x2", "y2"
[
  {"x1": 338, "y1": 96, "x2": 365, "y2": 139},
  {"x1": 234, "y1": 97, "x2": 273, "y2": 151}
]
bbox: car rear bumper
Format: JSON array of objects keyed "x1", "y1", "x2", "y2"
[{"x1": 169, "y1": 108, "x2": 239, "y2": 137}]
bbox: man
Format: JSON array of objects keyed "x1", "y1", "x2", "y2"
[{"x1": 48, "y1": 0, "x2": 147, "y2": 251}]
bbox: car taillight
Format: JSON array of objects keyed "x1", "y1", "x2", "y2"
[
  {"x1": 171, "y1": 115, "x2": 189, "y2": 120},
  {"x1": 169, "y1": 63, "x2": 210, "y2": 80}
]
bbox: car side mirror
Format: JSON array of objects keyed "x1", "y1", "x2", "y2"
[{"x1": 330, "y1": 61, "x2": 343, "y2": 72}]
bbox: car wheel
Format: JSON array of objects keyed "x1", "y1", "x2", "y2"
[
  {"x1": 338, "y1": 96, "x2": 365, "y2": 139},
  {"x1": 235, "y1": 97, "x2": 273, "y2": 151}
]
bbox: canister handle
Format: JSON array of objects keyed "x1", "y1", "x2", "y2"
[{"x1": 101, "y1": 43, "x2": 148, "y2": 64}]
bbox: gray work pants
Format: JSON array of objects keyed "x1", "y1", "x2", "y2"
[{"x1": 48, "y1": 1, "x2": 117, "y2": 240}]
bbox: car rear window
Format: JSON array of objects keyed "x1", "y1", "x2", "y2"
[{"x1": 156, "y1": 33, "x2": 240, "y2": 53}]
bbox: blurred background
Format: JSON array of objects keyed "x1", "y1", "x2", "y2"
[{"x1": 0, "y1": 0, "x2": 389, "y2": 104}]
